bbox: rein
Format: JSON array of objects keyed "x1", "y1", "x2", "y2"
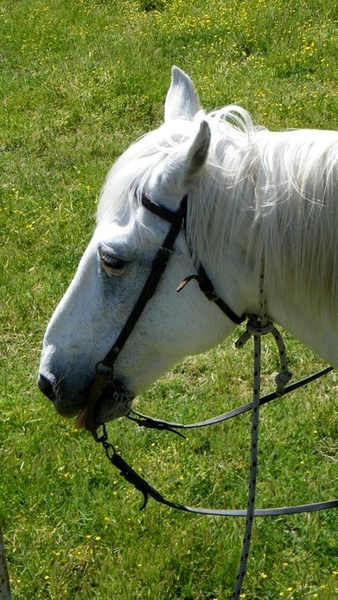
[
  {"x1": 127, "y1": 365, "x2": 333, "y2": 435},
  {"x1": 85, "y1": 194, "x2": 336, "y2": 599}
]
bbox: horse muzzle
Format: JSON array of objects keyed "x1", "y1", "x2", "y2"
[{"x1": 37, "y1": 369, "x2": 133, "y2": 428}]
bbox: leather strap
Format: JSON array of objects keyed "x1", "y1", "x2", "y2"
[
  {"x1": 127, "y1": 366, "x2": 333, "y2": 432},
  {"x1": 177, "y1": 265, "x2": 246, "y2": 325},
  {"x1": 96, "y1": 422, "x2": 338, "y2": 517}
]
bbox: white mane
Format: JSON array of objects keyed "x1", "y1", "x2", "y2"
[{"x1": 98, "y1": 106, "x2": 338, "y2": 318}]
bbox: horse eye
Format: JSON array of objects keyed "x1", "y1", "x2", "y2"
[{"x1": 98, "y1": 248, "x2": 127, "y2": 277}]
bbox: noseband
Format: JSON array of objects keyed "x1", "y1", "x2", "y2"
[{"x1": 84, "y1": 193, "x2": 245, "y2": 437}]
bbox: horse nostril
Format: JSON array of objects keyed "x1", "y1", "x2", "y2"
[{"x1": 37, "y1": 373, "x2": 56, "y2": 401}]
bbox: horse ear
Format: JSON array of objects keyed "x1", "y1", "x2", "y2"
[
  {"x1": 185, "y1": 120, "x2": 211, "y2": 183},
  {"x1": 165, "y1": 66, "x2": 201, "y2": 122}
]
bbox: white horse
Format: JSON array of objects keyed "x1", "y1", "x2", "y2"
[{"x1": 38, "y1": 66, "x2": 338, "y2": 427}]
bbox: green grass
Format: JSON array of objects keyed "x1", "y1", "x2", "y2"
[{"x1": 1, "y1": 0, "x2": 338, "y2": 598}]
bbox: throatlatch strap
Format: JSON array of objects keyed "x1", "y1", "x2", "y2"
[{"x1": 177, "y1": 265, "x2": 245, "y2": 325}]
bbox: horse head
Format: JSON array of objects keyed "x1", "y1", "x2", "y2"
[{"x1": 38, "y1": 68, "x2": 238, "y2": 428}]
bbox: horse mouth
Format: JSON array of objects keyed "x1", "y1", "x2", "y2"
[{"x1": 76, "y1": 383, "x2": 134, "y2": 430}]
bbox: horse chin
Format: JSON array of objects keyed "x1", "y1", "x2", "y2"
[
  {"x1": 95, "y1": 385, "x2": 134, "y2": 423},
  {"x1": 76, "y1": 384, "x2": 134, "y2": 430}
]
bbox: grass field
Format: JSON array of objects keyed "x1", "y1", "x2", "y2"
[{"x1": 1, "y1": 0, "x2": 338, "y2": 598}]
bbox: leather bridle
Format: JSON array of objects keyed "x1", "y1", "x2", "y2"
[{"x1": 84, "y1": 193, "x2": 245, "y2": 437}]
